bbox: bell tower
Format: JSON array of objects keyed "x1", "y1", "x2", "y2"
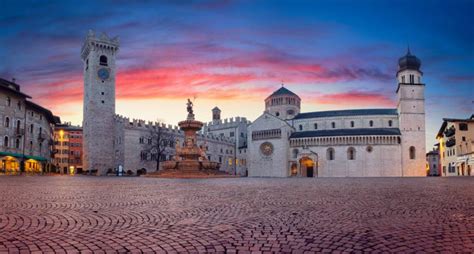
[
  {"x1": 81, "y1": 30, "x2": 119, "y2": 175},
  {"x1": 396, "y1": 47, "x2": 426, "y2": 176}
]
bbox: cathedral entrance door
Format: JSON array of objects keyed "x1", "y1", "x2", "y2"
[{"x1": 299, "y1": 156, "x2": 315, "y2": 177}]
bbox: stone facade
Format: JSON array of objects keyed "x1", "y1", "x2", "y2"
[
  {"x1": 203, "y1": 115, "x2": 250, "y2": 175},
  {"x1": 0, "y1": 78, "x2": 59, "y2": 174},
  {"x1": 247, "y1": 113, "x2": 293, "y2": 177}
]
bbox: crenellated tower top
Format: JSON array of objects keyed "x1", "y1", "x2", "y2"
[{"x1": 81, "y1": 30, "x2": 119, "y2": 61}]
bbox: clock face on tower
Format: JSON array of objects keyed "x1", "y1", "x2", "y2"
[
  {"x1": 97, "y1": 68, "x2": 110, "y2": 80},
  {"x1": 260, "y1": 142, "x2": 274, "y2": 156}
]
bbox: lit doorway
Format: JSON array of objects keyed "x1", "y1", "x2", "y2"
[{"x1": 299, "y1": 157, "x2": 316, "y2": 177}]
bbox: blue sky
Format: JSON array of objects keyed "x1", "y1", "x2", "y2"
[{"x1": 0, "y1": 0, "x2": 473, "y2": 149}]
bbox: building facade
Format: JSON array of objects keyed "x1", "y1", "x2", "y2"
[
  {"x1": 0, "y1": 78, "x2": 59, "y2": 174},
  {"x1": 202, "y1": 110, "x2": 250, "y2": 176},
  {"x1": 436, "y1": 115, "x2": 474, "y2": 176},
  {"x1": 426, "y1": 147, "x2": 440, "y2": 176},
  {"x1": 53, "y1": 123, "x2": 83, "y2": 174},
  {"x1": 247, "y1": 49, "x2": 427, "y2": 177}
]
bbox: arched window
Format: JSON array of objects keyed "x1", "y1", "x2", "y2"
[
  {"x1": 100, "y1": 55, "x2": 108, "y2": 66},
  {"x1": 314, "y1": 123, "x2": 318, "y2": 130},
  {"x1": 4, "y1": 136, "x2": 8, "y2": 147},
  {"x1": 347, "y1": 147, "x2": 356, "y2": 160},
  {"x1": 409, "y1": 146, "x2": 416, "y2": 159},
  {"x1": 30, "y1": 124, "x2": 34, "y2": 133},
  {"x1": 15, "y1": 138, "x2": 20, "y2": 149},
  {"x1": 6, "y1": 97, "x2": 11, "y2": 106},
  {"x1": 275, "y1": 112, "x2": 280, "y2": 117},
  {"x1": 299, "y1": 124, "x2": 303, "y2": 131},
  {"x1": 369, "y1": 120, "x2": 374, "y2": 127},
  {"x1": 350, "y1": 121, "x2": 354, "y2": 128},
  {"x1": 5, "y1": 117, "x2": 9, "y2": 128},
  {"x1": 388, "y1": 120, "x2": 393, "y2": 127},
  {"x1": 327, "y1": 148, "x2": 335, "y2": 160},
  {"x1": 331, "y1": 122, "x2": 336, "y2": 128}
]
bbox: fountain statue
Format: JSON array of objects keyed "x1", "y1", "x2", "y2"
[{"x1": 150, "y1": 99, "x2": 227, "y2": 178}]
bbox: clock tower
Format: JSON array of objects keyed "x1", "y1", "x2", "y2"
[{"x1": 81, "y1": 30, "x2": 119, "y2": 175}]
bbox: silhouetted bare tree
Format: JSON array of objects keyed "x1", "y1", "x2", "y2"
[{"x1": 143, "y1": 126, "x2": 176, "y2": 171}]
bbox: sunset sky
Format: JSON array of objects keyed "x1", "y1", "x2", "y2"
[{"x1": 1, "y1": 0, "x2": 473, "y2": 150}]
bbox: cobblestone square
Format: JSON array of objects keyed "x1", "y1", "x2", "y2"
[{"x1": 0, "y1": 176, "x2": 473, "y2": 253}]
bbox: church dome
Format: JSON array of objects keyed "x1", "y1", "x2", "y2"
[
  {"x1": 268, "y1": 86, "x2": 300, "y2": 99},
  {"x1": 398, "y1": 48, "x2": 421, "y2": 72}
]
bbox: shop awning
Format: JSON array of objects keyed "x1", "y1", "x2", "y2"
[
  {"x1": 0, "y1": 151, "x2": 23, "y2": 158},
  {"x1": 0, "y1": 152, "x2": 47, "y2": 162}
]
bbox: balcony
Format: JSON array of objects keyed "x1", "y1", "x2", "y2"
[
  {"x1": 446, "y1": 138, "x2": 456, "y2": 148},
  {"x1": 444, "y1": 127, "x2": 455, "y2": 138},
  {"x1": 15, "y1": 128, "x2": 25, "y2": 137}
]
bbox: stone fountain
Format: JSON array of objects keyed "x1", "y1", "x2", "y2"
[{"x1": 151, "y1": 99, "x2": 227, "y2": 178}]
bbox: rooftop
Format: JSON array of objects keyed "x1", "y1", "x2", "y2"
[
  {"x1": 290, "y1": 128, "x2": 401, "y2": 138},
  {"x1": 266, "y1": 86, "x2": 300, "y2": 99},
  {"x1": 0, "y1": 78, "x2": 32, "y2": 98},
  {"x1": 436, "y1": 115, "x2": 474, "y2": 138},
  {"x1": 293, "y1": 108, "x2": 398, "y2": 120}
]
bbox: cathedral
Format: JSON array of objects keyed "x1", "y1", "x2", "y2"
[
  {"x1": 81, "y1": 31, "x2": 426, "y2": 177},
  {"x1": 247, "y1": 48, "x2": 426, "y2": 177}
]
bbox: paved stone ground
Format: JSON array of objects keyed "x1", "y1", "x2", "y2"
[{"x1": 0, "y1": 176, "x2": 473, "y2": 253}]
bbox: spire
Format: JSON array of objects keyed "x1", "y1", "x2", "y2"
[{"x1": 407, "y1": 44, "x2": 411, "y2": 55}]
